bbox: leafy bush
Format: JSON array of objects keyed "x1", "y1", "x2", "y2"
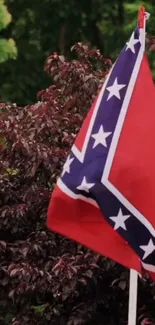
[{"x1": 0, "y1": 43, "x2": 155, "y2": 325}]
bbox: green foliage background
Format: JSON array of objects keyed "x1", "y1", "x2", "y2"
[
  {"x1": 0, "y1": 0, "x2": 17, "y2": 64},
  {"x1": 0, "y1": 0, "x2": 155, "y2": 105}
]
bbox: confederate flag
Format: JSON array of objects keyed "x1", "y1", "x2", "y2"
[{"x1": 47, "y1": 8, "x2": 155, "y2": 279}]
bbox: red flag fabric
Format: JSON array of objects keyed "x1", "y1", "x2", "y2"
[{"x1": 47, "y1": 10, "x2": 155, "y2": 279}]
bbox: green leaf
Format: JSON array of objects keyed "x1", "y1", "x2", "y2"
[
  {"x1": 31, "y1": 303, "x2": 49, "y2": 314},
  {"x1": 5, "y1": 168, "x2": 19, "y2": 176}
]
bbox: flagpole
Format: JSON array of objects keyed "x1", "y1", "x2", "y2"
[{"x1": 128, "y1": 269, "x2": 138, "y2": 325}]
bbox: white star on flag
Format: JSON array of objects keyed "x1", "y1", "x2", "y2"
[
  {"x1": 126, "y1": 32, "x2": 140, "y2": 53},
  {"x1": 106, "y1": 78, "x2": 126, "y2": 101},
  {"x1": 91, "y1": 125, "x2": 112, "y2": 148},
  {"x1": 140, "y1": 239, "x2": 155, "y2": 260},
  {"x1": 61, "y1": 155, "x2": 74, "y2": 177},
  {"x1": 77, "y1": 176, "x2": 95, "y2": 193},
  {"x1": 109, "y1": 208, "x2": 130, "y2": 230}
]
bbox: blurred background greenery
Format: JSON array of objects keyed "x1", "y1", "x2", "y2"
[{"x1": 0, "y1": 0, "x2": 154, "y2": 105}]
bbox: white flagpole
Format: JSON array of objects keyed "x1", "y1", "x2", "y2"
[{"x1": 128, "y1": 269, "x2": 138, "y2": 325}]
